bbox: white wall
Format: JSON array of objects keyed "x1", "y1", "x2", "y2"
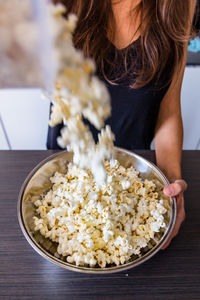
[
  {"x1": 181, "y1": 67, "x2": 200, "y2": 149},
  {"x1": 0, "y1": 66, "x2": 199, "y2": 150}
]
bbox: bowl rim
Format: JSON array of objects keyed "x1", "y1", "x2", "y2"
[{"x1": 17, "y1": 147, "x2": 177, "y2": 274}]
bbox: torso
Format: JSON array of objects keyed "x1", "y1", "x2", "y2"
[
  {"x1": 47, "y1": 1, "x2": 178, "y2": 150},
  {"x1": 87, "y1": 38, "x2": 172, "y2": 150}
]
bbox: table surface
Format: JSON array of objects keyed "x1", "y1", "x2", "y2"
[{"x1": 0, "y1": 150, "x2": 200, "y2": 300}]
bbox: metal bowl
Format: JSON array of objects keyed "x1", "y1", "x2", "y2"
[{"x1": 17, "y1": 148, "x2": 176, "y2": 274}]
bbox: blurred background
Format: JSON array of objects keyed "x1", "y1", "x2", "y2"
[{"x1": 0, "y1": 0, "x2": 200, "y2": 151}]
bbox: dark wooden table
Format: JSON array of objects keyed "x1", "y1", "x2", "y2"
[{"x1": 0, "y1": 150, "x2": 200, "y2": 300}]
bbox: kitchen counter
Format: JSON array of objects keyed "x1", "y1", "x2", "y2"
[{"x1": 0, "y1": 150, "x2": 200, "y2": 300}]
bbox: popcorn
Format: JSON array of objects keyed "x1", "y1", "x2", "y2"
[
  {"x1": 48, "y1": 4, "x2": 114, "y2": 184},
  {"x1": 33, "y1": 160, "x2": 169, "y2": 268}
]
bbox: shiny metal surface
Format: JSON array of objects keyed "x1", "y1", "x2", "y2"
[{"x1": 17, "y1": 148, "x2": 177, "y2": 274}]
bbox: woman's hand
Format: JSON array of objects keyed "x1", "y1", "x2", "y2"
[{"x1": 162, "y1": 179, "x2": 187, "y2": 249}]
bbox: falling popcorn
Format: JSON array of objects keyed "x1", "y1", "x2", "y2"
[{"x1": 48, "y1": 3, "x2": 114, "y2": 183}]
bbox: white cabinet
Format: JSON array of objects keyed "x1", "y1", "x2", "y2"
[
  {"x1": 0, "y1": 115, "x2": 9, "y2": 149},
  {"x1": 0, "y1": 66, "x2": 199, "y2": 150},
  {"x1": 0, "y1": 89, "x2": 50, "y2": 149}
]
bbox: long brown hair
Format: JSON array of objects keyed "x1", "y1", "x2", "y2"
[{"x1": 54, "y1": 0, "x2": 195, "y2": 88}]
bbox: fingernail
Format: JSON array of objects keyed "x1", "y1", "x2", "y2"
[{"x1": 165, "y1": 185, "x2": 173, "y2": 196}]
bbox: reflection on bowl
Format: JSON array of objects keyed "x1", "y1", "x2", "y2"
[{"x1": 17, "y1": 147, "x2": 176, "y2": 274}]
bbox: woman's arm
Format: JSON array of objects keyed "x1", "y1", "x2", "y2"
[
  {"x1": 154, "y1": 0, "x2": 197, "y2": 248},
  {"x1": 154, "y1": 52, "x2": 186, "y2": 183},
  {"x1": 154, "y1": 50, "x2": 188, "y2": 249},
  {"x1": 155, "y1": 0, "x2": 197, "y2": 180},
  {"x1": 154, "y1": 52, "x2": 188, "y2": 249}
]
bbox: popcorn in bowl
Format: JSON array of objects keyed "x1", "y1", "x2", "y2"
[{"x1": 33, "y1": 159, "x2": 169, "y2": 268}]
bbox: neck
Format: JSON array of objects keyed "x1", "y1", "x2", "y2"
[{"x1": 110, "y1": 0, "x2": 142, "y2": 50}]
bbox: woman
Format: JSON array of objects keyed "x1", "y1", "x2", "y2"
[{"x1": 47, "y1": 0, "x2": 200, "y2": 248}]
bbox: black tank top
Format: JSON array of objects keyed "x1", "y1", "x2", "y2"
[{"x1": 47, "y1": 37, "x2": 171, "y2": 150}]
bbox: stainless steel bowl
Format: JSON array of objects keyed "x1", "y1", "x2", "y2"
[{"x1": 17, "y1": 148, "x2": 177, "y2": 273}]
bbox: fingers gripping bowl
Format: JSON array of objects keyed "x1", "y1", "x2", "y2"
[{"x1": 17, "y1": 148, "x2": 176, "y2": 274}]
